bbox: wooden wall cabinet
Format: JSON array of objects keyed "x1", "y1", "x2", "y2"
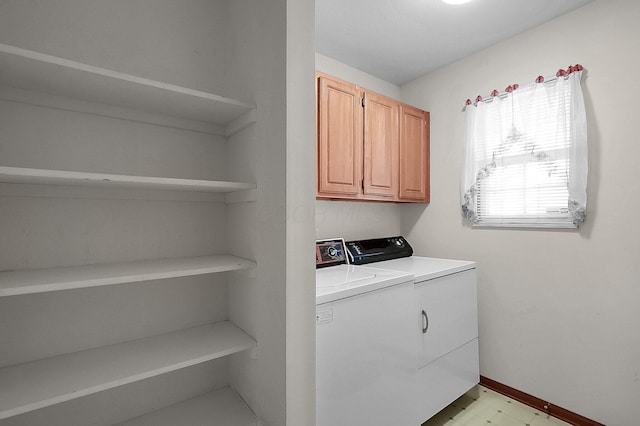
[
  {"x1": 399, "y1": 103, "x2": 430, "y2": 202},
  {"x1": 363, "y1": 91, "x2": 399, "y2": 199},
  {"x1": 317, "y1": 73, "x2": 363, "y2": 196},
  {"x1": 316, "y1": 72, "x2": 429, "y2": 203}
]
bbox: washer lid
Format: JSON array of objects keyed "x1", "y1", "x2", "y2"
[
  {"x1": 316, "y1": 266, "x2": 376, "y2": 287},
  {"x1": 316, "y1": 264, "x2": 413, "y2": 305}
]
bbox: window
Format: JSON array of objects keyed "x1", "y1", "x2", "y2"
[{"x1": 461, "y1": 67, "x2": 587, "y2": 228}]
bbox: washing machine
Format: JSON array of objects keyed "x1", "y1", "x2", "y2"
[{"x1": 315, "y1": 238, "x2": 416, "y2": 426}]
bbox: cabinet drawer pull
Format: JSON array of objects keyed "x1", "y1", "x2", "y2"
[{"x1": 422, "y1": 310, "x2": 429, "y2": 334}]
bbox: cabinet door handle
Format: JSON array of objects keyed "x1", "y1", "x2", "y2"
[{"x1": 422, "y1": 310, "x2": 429, "y2": 334}]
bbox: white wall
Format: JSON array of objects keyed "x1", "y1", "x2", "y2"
[
  {"x1": 224, "y1": 2, "x2": 287, "y2": 424},
  {"x1": 315, "y1": 53, "x2": 407, "y2": 241},
  {"x1": 400, "y1": 1, "x2": 640, "y2": 424},
  {"x1": 286, "y1": 1, "x2": 317, "y2": 424},
  {"x1": 225, "y1": 1, "x2": 316, "y2": 425}
]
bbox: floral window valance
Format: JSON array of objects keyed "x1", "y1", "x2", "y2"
[{"x1": 460, "y1": 65, "x2": 588, "y2": 228}]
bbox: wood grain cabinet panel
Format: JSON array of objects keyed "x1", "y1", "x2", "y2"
[
  {"x1": 316, "y1": 72, "x2": 429, "y2": 203},
  {"x1": 317, "y1": 74, "x2": 363, "y2": 196},
  {"x1": 399, "y1": 104, "x2": 430, "y2": 202},
  {"x1": 363, "y1": 92, "x2": 399, "y2": 199}
]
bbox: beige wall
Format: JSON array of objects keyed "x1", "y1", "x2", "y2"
[
  {"x1": 400, "y1": 1, "x2": 640, "y2": 424},
  {"x1": 225, "y1": 1, "x2": 316, "y2": 425}
]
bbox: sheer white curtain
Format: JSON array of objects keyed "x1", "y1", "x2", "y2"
[{"x1": 461, "y1": 69, "x2": 587, "y2": 228}]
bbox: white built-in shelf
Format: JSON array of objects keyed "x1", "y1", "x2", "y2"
[
  {"x1": 117, "y1": 387, "x2": 257, "y2": 426},
  {"x1": 0, "y1": 43, "x2": 256, "y2": 132},
  {"x1": 0, "y1": 255, "x2": 256, "y2": 297},
  {"x1": 0, "y1": 166, "x2": 255, "y2": 193},
  {"x1": 0, "y1": 321, "x2": 256, "y2": 420}
]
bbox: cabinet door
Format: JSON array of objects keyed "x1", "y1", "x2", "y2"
[
  {"x1": 399, "y1": 104, "x2": 430, "y2": 202},
  {"x1": 416, "y1": 269, "x2": 478, "y2": 368},
  {"x1": 317, "y1": 74, "x2": 363, "y2": 197},
  {"x1": 363, "y1": 92, "x2": 399, "y2": 199}
]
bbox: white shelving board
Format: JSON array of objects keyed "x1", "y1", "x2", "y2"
[
  {"x1": 0, "y1": 255, "x2": 256, "y2": 297},
  {"x1": 0, "y1": 321, "x2": 256, "y2": 420},
  {"x1": 117, "y1": 387, "x2": 257, "y2": 426},
  {"x1": 0, "y1": 166, "x2": 255, "y2": 193},
  {"x1": 0, "y1": 43, "x2": 256, "y2": 127}
]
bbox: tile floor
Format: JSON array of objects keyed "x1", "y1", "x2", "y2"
[{"x1": 422, "y1": 385, "x2": 572, "y2": 426}]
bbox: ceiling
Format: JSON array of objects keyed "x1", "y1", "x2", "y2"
[{"x1": 316, "y1": 0, "x2": 593, "y2": 85}]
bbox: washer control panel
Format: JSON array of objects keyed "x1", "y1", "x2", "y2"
[{"x1": 316, "y1": 238, "x2": 348, "y2": 268}]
